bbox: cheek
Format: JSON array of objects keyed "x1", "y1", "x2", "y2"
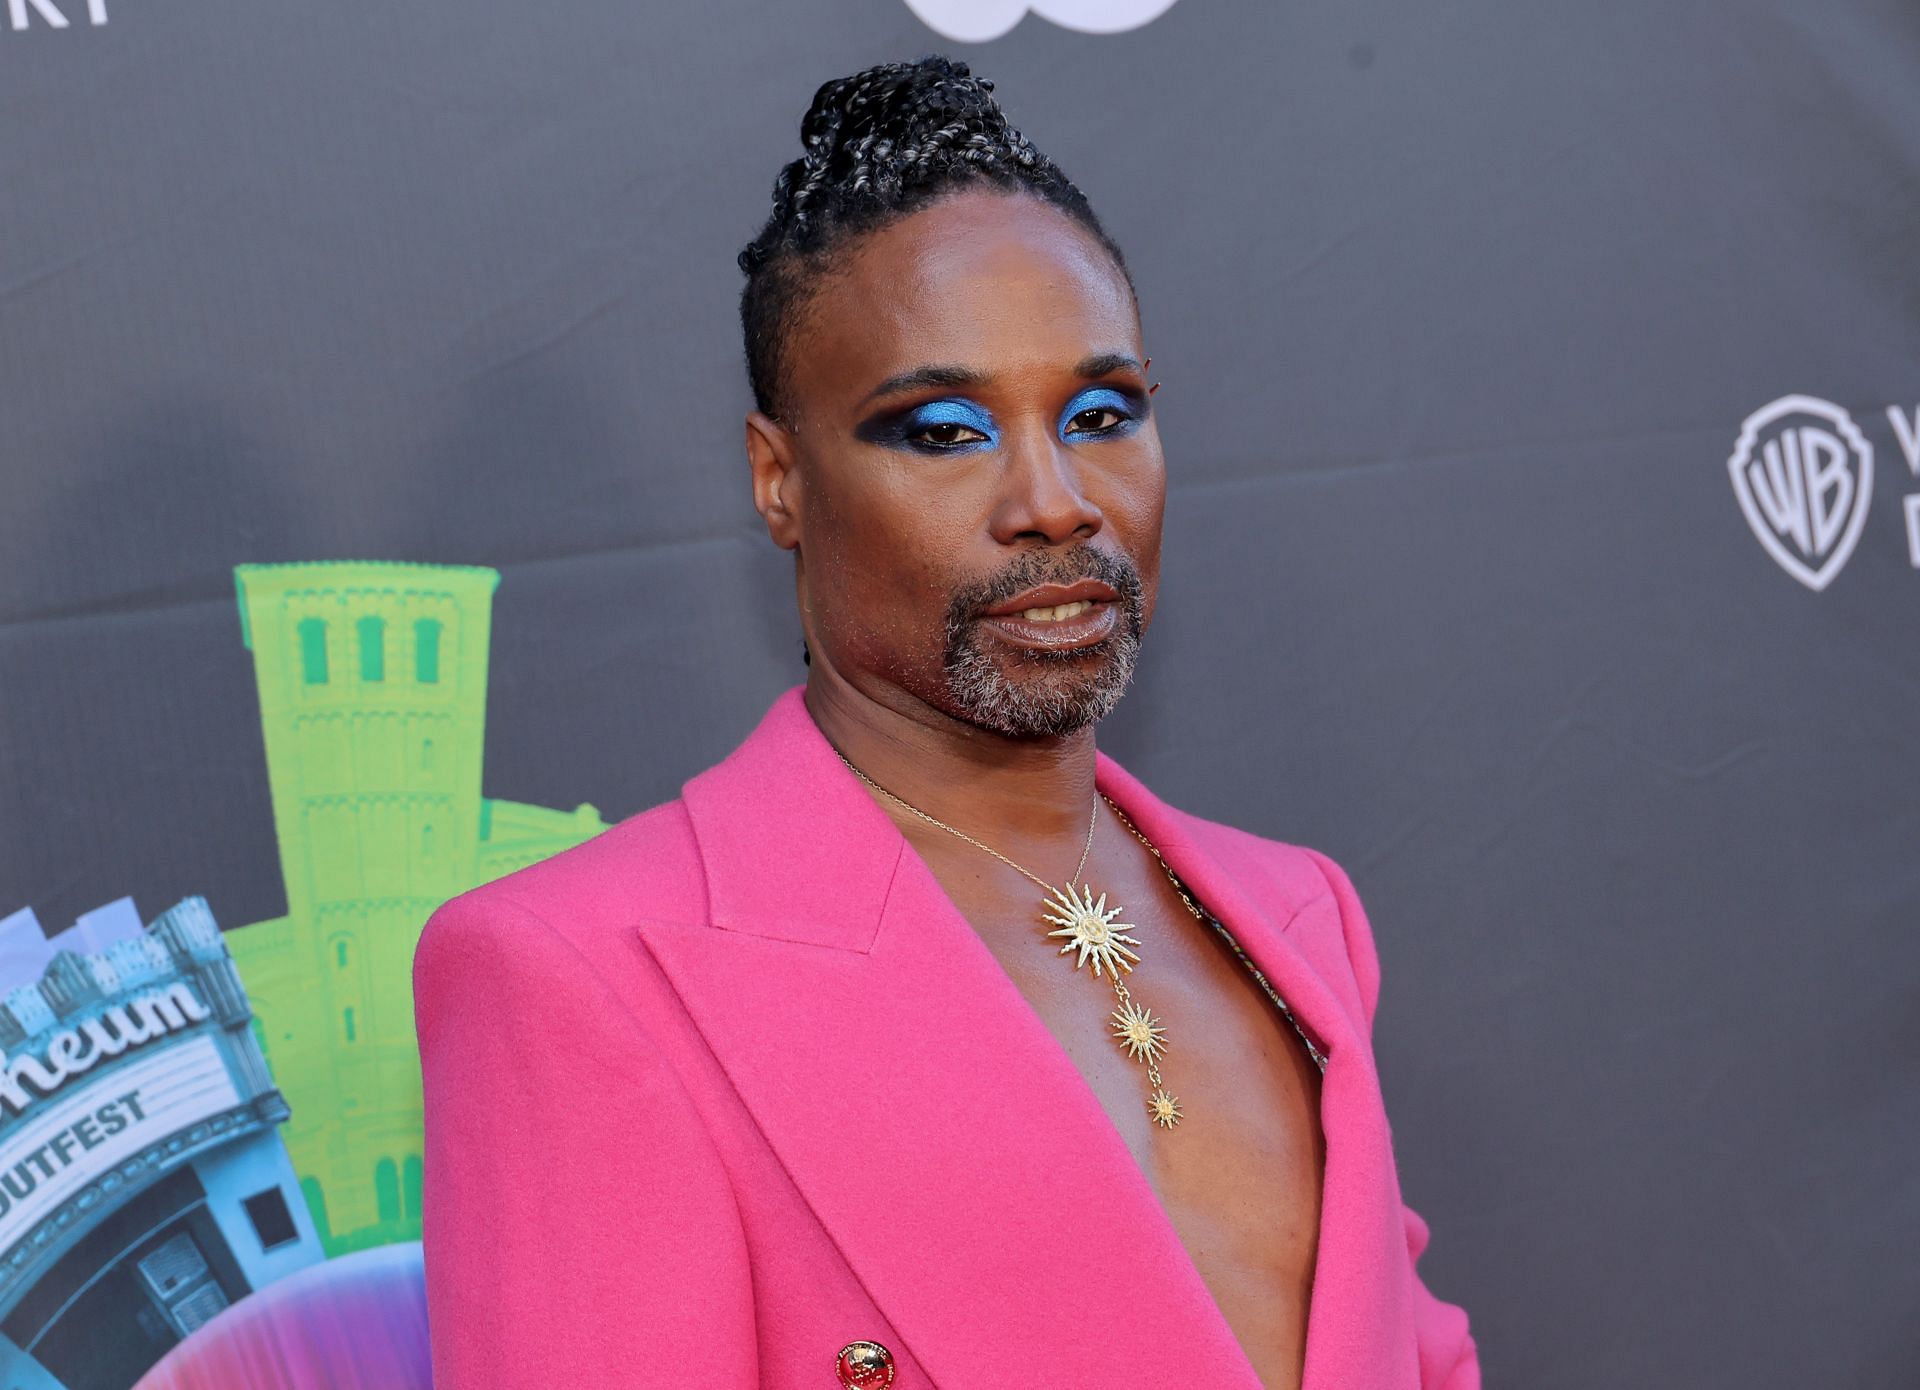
[
  {"x1": 1106, "y1": 453, "x2": 1167, "y2": 554},
  {"x1": 1099, "y1": 451, "x2": 1165, "y2": 619},
  {"x1": 806, "y1": 466, "x2": 975, "y2": 635}
]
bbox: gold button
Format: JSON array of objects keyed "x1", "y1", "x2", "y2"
[{"x1": 835, "y1": 1340, "x2": 895, "y2": 1388}]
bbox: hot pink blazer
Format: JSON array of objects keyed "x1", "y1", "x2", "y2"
[{"x1": 413, "y1": 686, "x2": 1480, "y2": 1388}]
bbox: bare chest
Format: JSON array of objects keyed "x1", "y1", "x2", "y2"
[{"x1": 933, "y1": 851, "x2": 1327, "y2": 1390}]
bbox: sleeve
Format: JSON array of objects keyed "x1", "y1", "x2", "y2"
[
  {"x1": 412, "y1": 887, "x2": 757, "y2": 1388},
  {"x1": 1301, "y1": 847, "x2": 1483, "y2": 1390}
]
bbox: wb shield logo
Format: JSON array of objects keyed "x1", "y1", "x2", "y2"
[{"x1": 1728, "y1": 395, "x2": 1874, "y2": 591}]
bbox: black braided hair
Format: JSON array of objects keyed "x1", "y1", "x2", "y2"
[{"x1": 737, "y1": 55, "x2": 1135, "y2": 421}]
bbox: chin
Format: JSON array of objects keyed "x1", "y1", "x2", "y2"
[{"x1": 941, "y1": 636, "x2": 1139, "y2": 739}]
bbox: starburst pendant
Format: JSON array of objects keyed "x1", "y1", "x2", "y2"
[
  {"x1": 1149, "y1": 1090, "x2": 1183, "y2": 1128},
  {"x1": 1040, "y1": 882, "x2": 1142, "y2": 978},
  {"x1": 1109, "y1": 999, "x2": 1169, "y2": 1065}
]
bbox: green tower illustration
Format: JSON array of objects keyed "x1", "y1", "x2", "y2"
[{"x1": 227, "y1": 561, "x2": 608, "y2": 1255}]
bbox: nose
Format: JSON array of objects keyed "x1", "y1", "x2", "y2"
[{"x1": 988, "y1": 427, "x2": 1105, "y2": 546}]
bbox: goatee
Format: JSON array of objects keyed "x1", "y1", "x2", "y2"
[{"x1": 939, "y1": 544, "x2": 1146, "y2": 738}]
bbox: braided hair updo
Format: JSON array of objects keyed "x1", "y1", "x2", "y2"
[{"x1": 737, "y1": 55, "x2": 1135, "y2": 421}]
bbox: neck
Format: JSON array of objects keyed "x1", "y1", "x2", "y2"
[{"x1": 802, "y1": 661, "x2": 1100, "y2": 858}]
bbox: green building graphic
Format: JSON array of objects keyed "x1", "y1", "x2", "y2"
[{"x1": 227, "y1": 562, "x2": 608, "y2": 1256}]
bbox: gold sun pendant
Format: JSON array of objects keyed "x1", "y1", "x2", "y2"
[
  {"x1": 1149, "y1": 1090, "x2": 1183, "y2": 1128},
  {"x1": 1040, "y1": 882, "x2": 1142, "y2": 978},
  {"x1": 1109, "y1": 999, "x2": 1168, "y2": 1065}
]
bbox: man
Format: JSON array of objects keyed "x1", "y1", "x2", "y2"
[{"x1": 414, "y1": 56, "x2": 1479, "y2": 1389}]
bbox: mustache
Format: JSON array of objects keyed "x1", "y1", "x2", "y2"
[{"x1": 943, "y1": 544, "x2": 1144, "y2": 628}]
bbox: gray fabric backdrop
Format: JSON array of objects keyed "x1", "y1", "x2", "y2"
[{"x1": 4, "y1": 0, "x2": 1917, "y2": 1384}]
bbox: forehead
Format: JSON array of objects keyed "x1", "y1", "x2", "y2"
[{"x1": 790, "y1": 190, "x2": 1139, "y2": 411}]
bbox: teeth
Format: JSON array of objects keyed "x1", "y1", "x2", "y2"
[{"x1": 1018, "y1": 600, "x2": 1093, "y2": 622}]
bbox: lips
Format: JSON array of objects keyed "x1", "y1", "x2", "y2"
[
  {"x1": 976, "y1": 577, "x2": 1121, "y2": 650},
  {"x1": 981, "y1": 578, "x2": 1120, "y2": 620}
]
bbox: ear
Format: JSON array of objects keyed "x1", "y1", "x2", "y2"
[{"x1": 745, "y1": 410, "x2": 802, "y2": 551}]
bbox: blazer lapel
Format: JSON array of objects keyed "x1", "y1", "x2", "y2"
[
  {"x1": 639, "y1": 687, "x2": 1265, "y2": 1388},
  {"x1": 1093, "y1": 755, "x2": 1422, "y2": 1390}
]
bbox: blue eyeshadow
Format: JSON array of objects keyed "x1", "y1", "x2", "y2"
[
  {"x1": 856, "y1": 397, "x2": 1000, "y2": 454},
  {"x1": 1058, "y1": 387, "x2": 1144, "y2": 441}
]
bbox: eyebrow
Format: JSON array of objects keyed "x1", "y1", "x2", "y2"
[{"x1": 856, "y1": 352, "x2": 1144, "y2": 408}]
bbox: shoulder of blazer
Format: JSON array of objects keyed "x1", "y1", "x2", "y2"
[
  {"x1": 1144, "y1": 798, "x2": 1379, "y2": 1035},
  {"x1": 419, "y1": 797, "x2": 712, "y2": 969},
  {"x1": 412, "y1": 800, "x2": 744, "y2": 1127}
]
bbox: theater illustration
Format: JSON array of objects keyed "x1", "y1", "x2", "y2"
[
  {"x1": 0, "y1": 560, "x2": 608, "y2": 1388},
  {"x1": 0, "y1": 895, "x2": 322, "y2": 1389}
]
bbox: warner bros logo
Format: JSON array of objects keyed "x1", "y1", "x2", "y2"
[{"x1": 1727, "y1": 395, "x2": 1874, "y2": 591}]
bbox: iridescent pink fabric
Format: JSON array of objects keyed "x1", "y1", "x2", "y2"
[{"x1": 135, "y1": 1243, "x2": 430, "y2": 1390}]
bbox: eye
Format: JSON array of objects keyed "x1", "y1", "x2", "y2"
[
  {"x1": 1065, "y1": 406, "x2": 1129, "y2": 435},
  {"x1": 861, "y1": 398, "x2": 1001, "y2": 455},
  {"x1": 1058, "y1": 386, "x2": 1143, "y2": 440},
  {"x1": 913, "y1": 420, "x2": 993, "y2": 449}
]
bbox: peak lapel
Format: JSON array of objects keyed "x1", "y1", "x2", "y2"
[
  {"x1": 646, "y1": 688, "x2": 1264, "y2": 1388},
  {"x1": 1093, "y1": 754, "x2": 1422, "y2": 1390}
]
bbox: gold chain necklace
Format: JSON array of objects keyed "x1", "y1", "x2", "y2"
[{"x1": 833, "y1": 748, "x2": 1185, "y2": 1129}]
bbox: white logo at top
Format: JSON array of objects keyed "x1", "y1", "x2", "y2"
[
  {"x1": 903, "y1": 0, "x2": 1181, "y2": 43},
  {"x1": 6, "y1": 0, "x2": 106, "y2": 30},
  {"x1": 1728, "y1": 395, "x2": 1874, "y2": 591}
]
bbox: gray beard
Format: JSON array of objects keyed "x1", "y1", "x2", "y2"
[{"x1": 936, "y1": 545, "x2": 1147, "y2": 739}]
